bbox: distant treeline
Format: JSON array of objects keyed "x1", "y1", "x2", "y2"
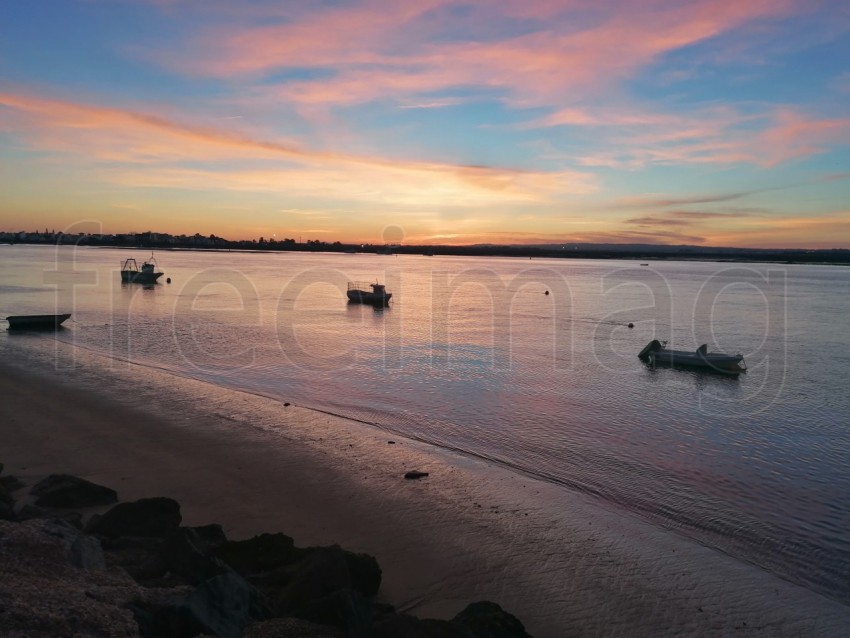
[{"x1": 3, "y1": 230, "x2": 849, "y2": 265}]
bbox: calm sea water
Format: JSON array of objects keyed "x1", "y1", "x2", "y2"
[{"x1": 2, "y1": 244, "x2": 850, "y2": 602}]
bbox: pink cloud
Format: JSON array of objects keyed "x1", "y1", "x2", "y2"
[
  {"x1": 533, "y1": 101, "x2": 850, "y2": 168},
  {"x1": 757, "y1": 108, "x2": 850, "y2": 165},
  {"x1": 154, "y1": 0, "x2": 796, "y2": 108}
]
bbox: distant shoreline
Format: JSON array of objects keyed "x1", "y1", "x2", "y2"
[{"x1": 3, "y1": 238, "x2": 850, "y2": 266}]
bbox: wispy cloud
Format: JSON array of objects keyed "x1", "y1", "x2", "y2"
[
  {"x1": 0, "y1": 89, "x2": 597, "y2": 206},
  {"x1": 156, "y1": 0, "x2": 799, "y2": 110},
  {"x1": 533, "y1": 103, "x2": 850, "y2": 167},
  {"x1": 626, "y1": 209, "x2": 760, "y2": 227},
  {"x1": 708, "y1": 211, "x2": 850, "y2": 248}
]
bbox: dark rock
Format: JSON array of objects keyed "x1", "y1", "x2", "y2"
[
  {"x1": 134, "y1": 571, "x2": 264, "y2": 638},
  {"x1": 372, "y1": 613, "x2": 475, "y2": 638},
  {"x1": 0, "y1": 501, "x2": 14, "y2": 522},
  {"x1": 16, "y1": 503, "x2": 83, "y2": 528},
  {"x1": 166, "y1": 526, "x2": 231, "y2": 585},
  {"x1": 31, "y1": 473, "x2": 118, "y2": 508},
  {"x1": 102, "y1": 535, "x2": 169, "y2": 582},
  {"x1": 0, "y1": 483, "x2": 12, "y2": 506},
  {"x1": 183, "y1": 523, "x2": 228, "y2": 553},
  {"x1": 0, "y1": 474, "x2": 25, "y2": 492},
  {"x1": 213, "y1": 532, "x2": 301, "y2": 577},
  {"x1": 245, "y1": 617, "x2": 344, "y2": 637},
  {"x1": 453, "y1": 601, "x2": 533, "y2": 638},
  {"x1": 131, "y1": 596, "x2": 200, "y2": 638},
  {"x1": 87, "y1": 496, "x2": 181, "y2": 538},
  {"x1": 265, "y1": 546, "x2": 380, "y2": 620},
  {"x1": 341, "y1": 548, "x2": 382, "y2": 598},
  {"x1": 298, "y1": 588, "x2": 372, "y2": 637},
  {"x1": 71, "y1": 533, "x2": 107, "y2": 570},
  {"x1": 404, "y1": 470, "x2": 429, "y2": 479},
  {"x1": 0, "y1": 461, "x2": 3, "y2": 474},
  {"x1": 41, "y1": 518, "x2": 106, "y2": 570},
  {"x1": 184, "y1": 571, "x2": 259, "y2": 638}
]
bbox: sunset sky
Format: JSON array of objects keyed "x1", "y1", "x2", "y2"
[{"x1": 1, "y1": 0, "x2": 849, "y2": 247}]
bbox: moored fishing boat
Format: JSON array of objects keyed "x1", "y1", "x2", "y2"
[
  {"x1": 6, "y1": 313, "x2": 71, "y2": 331},
  {"x1": 639, "y1": 339, "x2": 746, "y2": 374},
  {"x1": 121, "y1": 254, "x2": 164, "y2": 284},
  {"x1": 347, "y1": 281, "x2": 392, "y2": 304}
]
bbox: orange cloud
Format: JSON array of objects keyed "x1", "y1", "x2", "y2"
[
  {"x1": 0, "y1": 89, "x2": 596, "y2": 206},
  {"x1": 707, "y1": 211, "x2": 850, "y2": 248}
]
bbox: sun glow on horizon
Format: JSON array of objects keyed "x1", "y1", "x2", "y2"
[{"x1": 1, "y1": 1, "x2": 849, "y2": 248}]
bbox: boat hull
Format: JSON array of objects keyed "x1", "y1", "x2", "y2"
[
  {"x1": 649, "y1": 350, "x2": 745, "y2": 373},
  {"x1": 347, "y1": 291, "x2": 392, "y2": 304},
  {"x1": 7, "y1": 313, "x2": 71, "y2": 331},
  {"x1": 639, "y1": 339, "x2": 745, "y2": 373},
  {"x1": 121, "y1": 271, "x2": 163, "y2": 284}
]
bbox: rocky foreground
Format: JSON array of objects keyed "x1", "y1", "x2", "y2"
[{"x1": 0, "y1": 466, "x2": 533, "y2": 638}]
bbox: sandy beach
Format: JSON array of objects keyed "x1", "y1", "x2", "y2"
[{"x1": 2, "y1": 341, "x2": 850, "y2": 637}]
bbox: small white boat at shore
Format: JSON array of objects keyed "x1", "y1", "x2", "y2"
[
  {"x1": 347, "y1": 281, "x2": 392, "y2": 305},
  {"x1": 639, "y1": 339, "x2": 746, "y2": 374}
]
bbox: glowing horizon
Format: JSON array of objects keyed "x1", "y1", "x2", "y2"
[{"x1": 1, "y1": 1, "x2": 849, "y2": 248}]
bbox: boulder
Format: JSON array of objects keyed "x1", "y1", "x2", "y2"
[
  {"x1": 265, "y1": 546, "x2": 381, "y2": 620},
  {"x1": 0, "y1": 482, "x2": 12, "y2": 507},
  {"x1": 0, "y1": 519, "x2": 141, "y2": 636},
  {"x1": 88, "y1": 497, "x2": 182, "y2": 538},
  {"x1": 371, "y1": 613, "x2": 475, "y2": 638},
  {"x1": 213, "y1": 532, "x2": 302, "y2": 577},
  {"x1": 185, "y1": 571, "x2": 259, "y2": 638},
  {"x1": 296, "y1": 587, "x2": 372, "y2": 636},
  {"x1": 0, "y1": 501, "x2": 14, "y2": 522},
  {"x1": 244, "y1": 617, "x2": 344, "y2": 637},
  {"x1": 180, "y1": 523, "x2": 228, "y2": 554},
  {"x1": 453, "y1": 601, "x2": 533, "y2": 638},
  {"x1": 133, "y1": 571, "x2": 261, "y2": 638},
  {"x1": 40, "y1": 518, "x2": 107, "y2": 570},
  {"x1": 370, "y1": 601, "x2": 532, "y2": 638},
  {"x1": 165, "y1": 526, "x2": 231, "y2": 585},
  {"x1": 0, "y1": 474, "x2": 25, "y2": 492},
  {"x1": 31, "y1": 474, "x2": 118, "y2": 508},
  {"x1": 16, "y1": 504, "x2": 83, "y2": 529},
  {"x1": 0, "y1": 482, "x2": 15, "y2": 520},
  {"x1": 101, "y1": 535, "x2": 170, "y2": 582}
]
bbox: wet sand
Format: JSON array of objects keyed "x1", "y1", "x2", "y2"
[{"x1": 1, "y1": 342, "x2": 849, "y2": 637}]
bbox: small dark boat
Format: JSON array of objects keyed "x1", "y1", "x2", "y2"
[
  {"x1": 639, "y1": 339, "x2": 746, "y2": 374},
  {"x1": 6, "y1": 313, "x2": 71, "y2": 331},
  {"x1": 121, "y1": 255, "x2": 164, "y2": 284},
  {"x1": 347, "y1": 281, "x2": 392, "y2": 304}
]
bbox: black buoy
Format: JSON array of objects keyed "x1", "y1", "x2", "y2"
[
  {"x1": 628, "y1": 322, "x2": 634, "y2": 328},
  {"x1": 544, "y1": 290, "x2": 549, "y2": 295},
  {"x1": 166, "y1": 277, "x2": 171, "y2": 284}
]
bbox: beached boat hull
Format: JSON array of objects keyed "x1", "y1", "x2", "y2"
[{"x1": 6, "y1": 313, "x2": 71, "y2": 331}]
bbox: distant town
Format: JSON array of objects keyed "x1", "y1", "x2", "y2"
[{"x1": 2, "y1": 228, "x2": 849, "y2": 265}]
